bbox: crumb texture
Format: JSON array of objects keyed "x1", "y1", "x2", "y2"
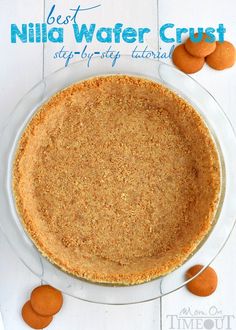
[{"x1": 13, "y1": 75, "x2": 220, "y2": 284}]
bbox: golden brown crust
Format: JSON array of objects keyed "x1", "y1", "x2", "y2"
[{"x1": 13, "y1": 75, "x2": 220, "y2": 285}]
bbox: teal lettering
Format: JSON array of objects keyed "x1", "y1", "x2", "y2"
[
  {"x1": 138, "y1": 28, "x2": 150, "y2": 43},
  {"x1": 29, "y1": 23, "x2": 34, "y2": 43},
  {"x1": 48, "y1": 27, "x2": 64, "y2": 43},
  {"x1": 217, "y1": 24, "x2": 226, "y2": 42},
  {"x1": 122, "y1": 28, "x2": 137, "y2": 43},
  {"x1": 35, "y1": 24, "x2": 41, "y2": 43},
  {"x1": 11, "y1": 24, "x2": 27, "y2": 43},
  {"x1": 205, "y1": 27, "x2": 216, "y2": 42},
  {"x1": 96, "y1": 27, "x2": 112, "y2": 43},
  {"x1": 189, "y1": 28, "x2": 204, "y2": 42},
  {"x1": 160, "y1": 23, "x2": 175, "y2": 43},
  {"x1": 113, "y1": 23, "x2": 123, "y2": 43},
  {"x1": 176, "y1": 28, "x2": 188, "y2": 43},
  {"x1": 73, "y1": 24, "x2": 96, "y2": 43}
]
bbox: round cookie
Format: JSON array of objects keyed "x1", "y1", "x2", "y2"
[
  {"x1": 185, "y1": 33, "x2": 216, "y2": 57},
  {"x1": 185, "y1": 265, "x2": 218, "y2": 296},
  {"x1": 172, "y1": 44, "x2": 205, "y2": 74},
  {"x1": 31, "y1": 285, "x2": 63, "y2": 316},
  {"x1": 206, "y1": 41, "x2": 236, "y2": 70},
  {"x1": 22, "y1": 301, "x2": 53, "y2": 329}
]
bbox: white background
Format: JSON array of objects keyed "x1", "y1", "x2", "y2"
[{"x1": 0, "y1": 1, "x2": 236, "y2": 329}]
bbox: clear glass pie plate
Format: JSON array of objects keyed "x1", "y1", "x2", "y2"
[{"x1": 1, "y1": 57, "x2": 236, "y2": 305}]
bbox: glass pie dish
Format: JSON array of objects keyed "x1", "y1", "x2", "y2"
[{"x1": 1, "y1": 57, "x2": 236, "y2": 305}]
